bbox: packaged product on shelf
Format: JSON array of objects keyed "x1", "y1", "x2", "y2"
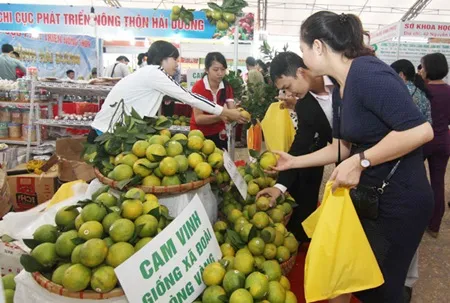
[
  {"x1": 8, "y1": 123, "x2": 22, "y2": 138},
  {"x1": 21, "y1": 108, "x2": 30, "y2": 124},
  {"x1": 0, "y1": 107, "x2": 11, "y2": 122},
  {"x1": 0, "y1": 122, "x2": 8, "y2": 138},
  {"x1": 10, "y1": 109, "x2": 22, "y2": 123},
  {"x1": 22, "y1": 124, "x2": 36, "y2": 142}
]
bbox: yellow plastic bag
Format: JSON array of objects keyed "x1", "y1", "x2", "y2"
[
  {"x1": 261, "y1": 102, "x2": 295, "y2": 152},
  {"x1": 46, "y1": 180, "x2": 86, "y2": 209},
  {"x1": 302, "y1": 182, "x2": 384, "y2": 302}
]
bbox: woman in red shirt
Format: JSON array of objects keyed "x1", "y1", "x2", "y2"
[{"x1": 190, "y1": 52, "x2": 235, "y2": 150}]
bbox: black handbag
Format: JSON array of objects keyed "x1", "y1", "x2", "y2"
[{"x1": 337, "y1": 104, "x2": 401, "y2": 220}]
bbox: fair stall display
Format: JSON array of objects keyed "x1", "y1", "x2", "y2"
[
  {"x1": 0, "y1": 97, "x2": 298, "y2": 302},
  {"x1": 370, "y1": 21, "x2": 450, "y2": 83}
]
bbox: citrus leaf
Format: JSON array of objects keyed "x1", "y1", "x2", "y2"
[
  {"x1": 130, "y1": 108, "x2": 143, "y2": 120},
  {"x1": 102, "y1": 160, "x2": 114, "y2": 170},
  {"x1": 94, "y1": 132, "x2": 112, "y2": 144},
  {"x1": 184, "y1": 170, "x2": 199, "y2": 183},
  {"x1": 208, "y1": 2, "x2": 222, "y2": 11},
  {"x1": 151, "y1": 154, "x2": 166, "y2": 162},
  {"x1": 248, "y1": 149, "x2": 260, "y2": 159},
  {"x1": 117, "y1": 178, "x2": 132, "y2": 190},
  {"x1": 148, "y1": 162, "x2": 160, "y2": 169},
  {"x1": 71, "y1": 238, "x2": 86, "y2": 246},
  {"x1": 248, "y1": 225, "x2": 258, "y2": 242},
  {"x1": 64, "y1": 205, "x2": 80, "y2": 211},
  {"x1": 129, "y1": 175, "x2": 144, "y2": 187},
  {"x1": 225, "y1": 229, "x2": 246, "y2": 250},
  {"x1": 23, "y1": 239, "x2": 41, "y2": 250},
  {"x1": 130, "y1": 224, "x2": 145, "y2": 245},
  {"x1": 178, "y1": 139, "x2": 188, "y2": 146},
  {"x1": 20, "y1": 254, "x2": 45, "y2": 273},
  {"x1": 126, "y1": 137, "x2": 137, "y2": 144},
  {"x1": 135, "y1": 133, "x2": 148, "y2": 140},
  {"x1": 218, "y1": 295, "x2": 228, "y2": 302},
  {"x1": 155, "y1": 119, "x2": 172, "y2": 128},
  {"x1": 149, "y1": 207, "x2": 160, "y2": 219},
  {"x1": 123, "y1": 143, "x2": 133, "y2": 152}
]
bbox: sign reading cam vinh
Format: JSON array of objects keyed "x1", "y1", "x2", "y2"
[{"x1": 115, "y1": 195, "x2": 222, "y2": 303}]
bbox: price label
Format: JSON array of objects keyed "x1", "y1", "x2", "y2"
[{"x1": 223, "y1": 151, "x2": 247, "y2": 200}]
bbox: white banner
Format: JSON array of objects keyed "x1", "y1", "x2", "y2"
[{"x1": 115, "y1": 194, "x2": 222, "y2": 303}]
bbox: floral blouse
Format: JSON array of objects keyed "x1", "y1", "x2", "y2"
[{"x1": 406, "y1": 81, "x2": 432, "y2": 124}]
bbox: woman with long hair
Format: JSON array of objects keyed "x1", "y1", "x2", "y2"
[
  {"x1": 391, "y1": 59, "x2": 432, "y2": 124},
  {"x1": 272, "y1": 11, "x2": 434, "y2": 303},
  {"x1": 190, "y1": 52, "x2": 236, "y2": 150}
]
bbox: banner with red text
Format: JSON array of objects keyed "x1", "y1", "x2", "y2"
[
  {"x1": 0, "y1": 3, "x2": 216, "y2": 40},
  {"x1": 0, "y1": 32, "x2": 96, "y2": 78}
]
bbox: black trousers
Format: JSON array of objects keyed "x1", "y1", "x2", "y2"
[
  {"x1": 286, "y1": 166, "x2": 324, "y2": 243},
  {"x1": 206, "y1": 133, "x2": 228, "y2": 151}
]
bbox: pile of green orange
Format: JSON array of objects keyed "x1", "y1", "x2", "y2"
[
  {"x1": 97, "y1": 128, "x2": 223, "y2": 187},
  {"x1": 168, "y1": 114, "x2": 190, "y2": 126},
  {"x1": 197, "y1": 152, "x2": 299, "y2": 302},
  {"x1": 20, "y1": 187, "x2": 171, "y2": 294}
]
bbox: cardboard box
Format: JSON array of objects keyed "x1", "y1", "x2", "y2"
[
  {"x1": 55, "y1": 137, "x2": 96, "y2": 182},
  {"x1": 0, "y1": 169, "x2": 12, "y2": 218},
  {"x1": 8, "y1": 164, "x2": 59, "y2": 211}
]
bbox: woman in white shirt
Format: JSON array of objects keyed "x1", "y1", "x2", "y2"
[{"x1": 91, "y1": 41, "x2": 247, "y2": 135}]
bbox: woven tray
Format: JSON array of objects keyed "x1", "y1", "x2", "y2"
[
  {"x1": 280, "y1": 252, "x2": 297, "y2": 276},
  {"x1": 94, "y1": 168, "x2": 215, "y2": 194},
  {"x1": 32, "y1": 272, "x2": 124, "y2": 300}
]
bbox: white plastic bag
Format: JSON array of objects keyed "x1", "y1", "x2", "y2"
[{"x1": 14, "y1": 271, "x2": 129, "y2": 303}]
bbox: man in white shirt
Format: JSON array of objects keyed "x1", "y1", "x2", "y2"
[{"x1": 104, "y1": 56, "x2": 130, "y2": 78}]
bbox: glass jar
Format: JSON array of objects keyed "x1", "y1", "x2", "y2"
[
  {"x1": 22, "y1": 124, "x2": 36, "y2": 142},
  {"x1": 10, "y1": 109, "x2": 22, "y2": 123},
  {"x1": 8, "y1": 123, "x2": 22, "y2": 138},
  {"x1": 0, "y1": 122, "x2": 8, "y2": 138},
  {"x1": 0, "y1": 107, "x2": 11, "y2": 123}
]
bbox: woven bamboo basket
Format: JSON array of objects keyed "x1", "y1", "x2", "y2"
[
  {"x1": 32, "y1": 272, "x2": 124, "y2": 300},
  {"x1": 94, "y1": 168, "x2": 215, "y2": 194},
  {"x1": 280, "y1": 252, "x2": 297, "y2": 276}
]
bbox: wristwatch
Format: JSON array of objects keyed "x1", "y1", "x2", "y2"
[{"x1": 359, "y1": 152, "x2": 371, "y2": 169}]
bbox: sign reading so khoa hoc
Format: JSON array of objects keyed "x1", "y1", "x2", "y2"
[{"x1": 115, "y1": 195, "x2": 222, "y2": 303}]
